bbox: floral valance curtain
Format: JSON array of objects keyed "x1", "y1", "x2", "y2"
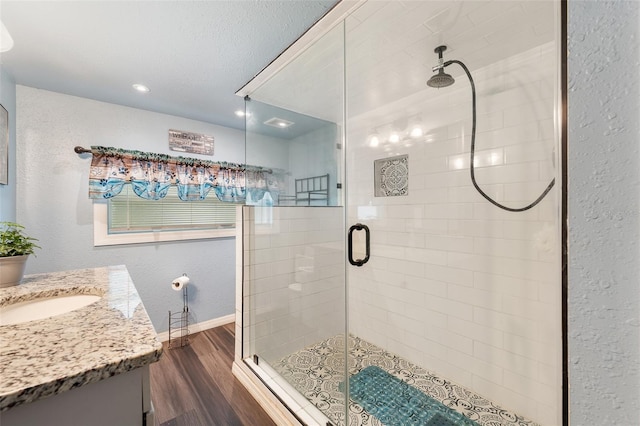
[{"x1": 88, "y1": 146, "x2": 282, "y2": 203}]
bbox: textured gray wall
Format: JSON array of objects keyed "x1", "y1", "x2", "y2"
[
  {"x1": 568, "y1": 1, "x2": 640, "y2": 423},
  {"x1": 15, "y1": 86, "x2": 246, "y2": 333}
]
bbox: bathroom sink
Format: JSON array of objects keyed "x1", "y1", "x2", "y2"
[{"x1": 0, "y1": 294, "x2": 101, "y2": 326}]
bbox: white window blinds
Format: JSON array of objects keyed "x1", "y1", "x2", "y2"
[{"x1": 108, "y1": 186, "x2": 236, "y2": 234}]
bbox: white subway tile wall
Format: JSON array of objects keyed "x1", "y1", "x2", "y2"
[
  {"x1": 347, "y1": 43, "x2": 560, "y2": 425},
  {"x1": 242, "y1": 206, "x2": 345, "y2": 364}
]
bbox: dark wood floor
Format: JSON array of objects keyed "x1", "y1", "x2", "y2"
[{"x1": 150, "y1": 323, "x2": 277, "y2": 426}]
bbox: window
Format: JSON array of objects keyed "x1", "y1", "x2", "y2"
[{"x1": 94, "y1": 185, "x2": 238, "y2": 246}]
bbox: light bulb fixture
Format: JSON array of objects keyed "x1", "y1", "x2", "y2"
[
  {"x1": 369, "y1": 116, "x2": 428, "y2": 146},
  {"x1": 0, "y1": 21, "x2": 14, "y2": 53},
  {"x1": 235, "y1": 110, "x2": 250, "y2": 117},
  {"x1": 389, "y1": 131, "x2": 401, "y2": 144},
  {"x1": 132, "y1": 83, "x2": 150, "y2": 93},
  {"x1": 410, "y1": 126, "x2": 424, "y2": 138},
  {"x1": 408, "y1": 116, "x2": 424, "y2": 138},
  {"x1": 367, "y1": 130, "x2": 380, "y2": 147}
]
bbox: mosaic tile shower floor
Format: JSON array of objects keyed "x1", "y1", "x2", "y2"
[{"x1": 275, "y1": 335, "x2": 539, "y2": 426}]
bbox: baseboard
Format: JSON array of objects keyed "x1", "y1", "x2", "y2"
[
  {"x1": 232, "y1": 361, "x2": 302, "y2": 426},
  {"x1": 156, "y1": 313, "x2": 235, "y2": 342}
]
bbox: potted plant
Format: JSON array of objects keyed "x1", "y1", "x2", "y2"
[{"x1": 0, "y1": 222, "x2": 40, "y2": 288}]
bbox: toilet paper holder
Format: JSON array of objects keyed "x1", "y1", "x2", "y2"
[{"x1": 168, "y1": 274, "x2": 189, "y2": 349}]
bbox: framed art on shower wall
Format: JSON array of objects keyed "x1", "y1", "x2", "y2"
[{"x1": 0, "y1": 104, "x2": 7, "y2": 185}]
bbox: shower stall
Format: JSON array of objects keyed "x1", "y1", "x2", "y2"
[{"x1": 234, "y1": 1, "x2": 563, "y2": 425}]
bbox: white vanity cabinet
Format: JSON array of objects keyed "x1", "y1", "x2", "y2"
[{"x1": 1, "y1": 366, "x2": 152, "y2": 426}]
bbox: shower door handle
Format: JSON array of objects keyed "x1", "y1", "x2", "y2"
[{"x1": 348, "y1": 223, "x2": 370, "y2": 267}]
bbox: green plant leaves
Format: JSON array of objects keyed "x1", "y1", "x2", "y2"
[{"x1": 0, "y1": 222, "x2": 40, "y2": 257}]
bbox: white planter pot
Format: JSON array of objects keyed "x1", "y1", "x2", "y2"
[{"x1": 0, "y1": 255, "x2": 29, "y2": 288}]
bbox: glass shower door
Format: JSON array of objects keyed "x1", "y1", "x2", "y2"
[
  {"x1": 240, "y1": 23, "x2": 349, "y2": 425},
  {"x1": 241, "y1": 1, "x2": 562, "y2": 425},
  {"x1": 343, "y1": 2, "x2": 562, "y2": 425}
]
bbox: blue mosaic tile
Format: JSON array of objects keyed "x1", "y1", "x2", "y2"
[{"x1": 348, "y1": 366, "x2": 480, "y2": 426}]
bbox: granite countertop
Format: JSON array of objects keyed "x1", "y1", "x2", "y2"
[{"x1": 0, "y1": 265, "x2": 163, "y2": 412}]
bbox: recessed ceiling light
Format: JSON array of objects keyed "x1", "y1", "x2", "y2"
[
  {"x1": 132, "y1": 83, "x2": 150, "y2": 93},
  {"x1": 263, "y1": 117, "x2": 294, "y2": 129},
  {"x1": 235, "y1": 110, "x2": 251, "y2": 117}
]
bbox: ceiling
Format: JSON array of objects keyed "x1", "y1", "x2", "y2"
[
  {"x1": 0, "y1": 0, "x2": 339, "y2": 131},
  {"x1": 252, "y1": 0, "x2": 556, "y2": 124}
]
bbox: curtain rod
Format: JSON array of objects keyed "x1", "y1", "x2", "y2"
[{"x1": 73, "y1": 146, "x2": 275, "y2": 174}]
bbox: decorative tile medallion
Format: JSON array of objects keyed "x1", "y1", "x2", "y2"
[
  {"x1": 275, "y1": 335, "x2": 539, "y2": 426},
  {"x1": 374, "y1": 155, "x2": 409, "y2": 197}
]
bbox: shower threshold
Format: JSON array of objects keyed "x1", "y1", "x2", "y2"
[{"x1": 274, "y1": 334, "x2": 540, "y2": 426}]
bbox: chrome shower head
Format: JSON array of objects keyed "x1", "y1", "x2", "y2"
[
  {"x1": 427, "y1": 45, "x2": 455, "y2": 88},
  {"x1": 427, "y1": 68, "x2": 455, "y2": 88}
]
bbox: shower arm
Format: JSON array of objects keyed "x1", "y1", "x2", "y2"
[
  {"x1": 432, "y1": 60, "x2": 453, "y2": 72},
  {"x1": 438, "y1": 59, "x2": 556, "y2": 212},
  {"x1": 432, "y1": 46, "x2": 450, "y2": 72}
]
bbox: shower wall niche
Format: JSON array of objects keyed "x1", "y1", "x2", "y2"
[{"x1": 236, "y1": 1, "x2": 562, "y2": 425}]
